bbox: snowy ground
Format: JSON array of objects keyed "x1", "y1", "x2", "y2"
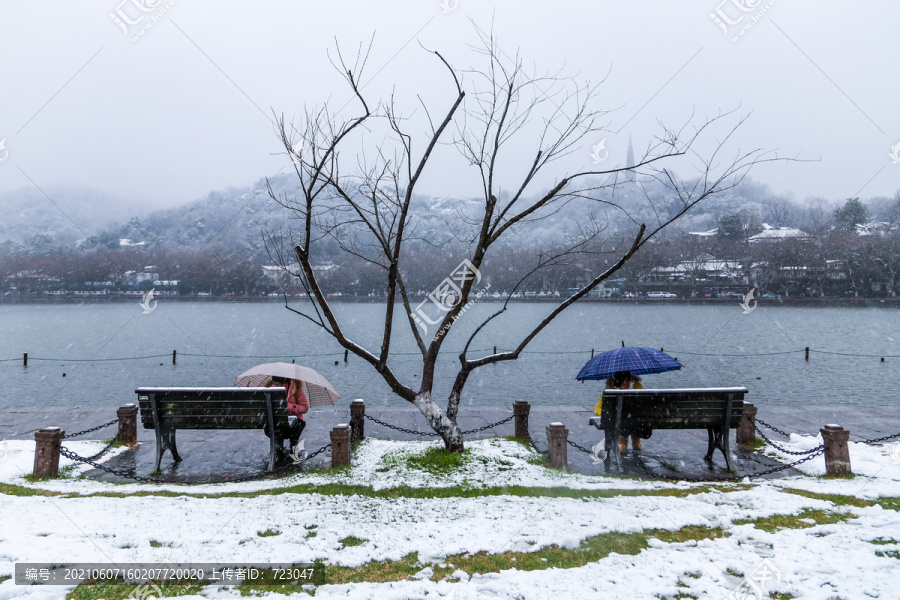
[{"x1": 0, "y1": 436, "x2": 898, "y2": 600}]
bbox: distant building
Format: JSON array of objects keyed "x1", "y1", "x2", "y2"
[
  {"x1": 748, "y1": 224, "x2": 810, "y2": 243},
  {"x1": 855, "y1": 221, "x2": 894, "y2": 236},
  {"x1": 646, "y1": 255, "x2": 744, "y2": 282}
]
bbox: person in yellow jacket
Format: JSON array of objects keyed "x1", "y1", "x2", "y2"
[{"x1": 593, "y1": 370, "x2": 644, "y2": 452}]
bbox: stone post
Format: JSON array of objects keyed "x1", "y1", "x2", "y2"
[
  {"x1": 513, "y1": 400, "x2": 530, "y2": 441},
  {"x1": 33, "y1": 427, "x2": 65, "y2": 479},
  {"x1": 117, "y1": 404, "x2": 139, "y2": 445},
  {"x1": 820, "y1": 424, "x2": 851, "y2": 477},
  {"x1": 330, "y1": 424, "x2": 352, "y2": 468},
  {"x1": 737, "y1": 403, "x2": 758, "y2": 445},
  {"x1": 546, "y1": 422, "x2": 569, "y2": 469},
  {"x1": 350, "y1": 399, "x2": 365, "y2": 444}
]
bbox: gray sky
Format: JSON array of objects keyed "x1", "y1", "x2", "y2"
[{"x1": 0, "y1": 0, "x2": 898, "y2": 213}]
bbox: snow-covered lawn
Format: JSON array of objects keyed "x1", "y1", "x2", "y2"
[{"x1": 0, "y1": 436, "x2": 898, "y2": 599}]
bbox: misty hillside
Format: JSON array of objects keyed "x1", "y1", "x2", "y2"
[
  {"x1": 0, "y1": 186, "x2": 147, "y2": 245},
  {"x1": 72, "y1": 174, "x2": 804, "y2": 255},
  {"x1": 6, "y1": 171, "x2": 894, "y2": 256}
]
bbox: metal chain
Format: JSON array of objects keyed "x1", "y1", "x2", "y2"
[
  {"x1": 362, "y1": 413, "x2": 515, "y2": 438},
  {"x1": 652, "y1": 447, "x2": 825, "y2": 482},
  {"x1": 756, "y1": 418, "x2": 900, "y2": 448},
  {"x1": 58, "y1": 441, "x2": 333, "y2": 484},
  {"x1": 364, "y1": 414, "x2": 440, "y2": 437},
  {"x1": 754, "y1": 423, "x2": 825, "y2": 456},
  {"x1": 518, "y1": 414, "x2": 546, "y2": 454},
  {"x1": 859, "y1": 431, "x2": 900, "y2": 445},
  {"x1": 566, "y1": 439, "x2": 596, "y2": 455},
  {"x1": 83, "y1": 434, "x2": 120, "y2": 461},
  {"x1": 755, "y1": 418, "x2": 793, "y2": 439},
  {"x1": 63, "y1": 420, "x2": 119, "y2": 439}
]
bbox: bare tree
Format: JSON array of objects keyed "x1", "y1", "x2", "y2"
[{"x1": 265, "y1": 33, "x2": 783, "y2": 451}]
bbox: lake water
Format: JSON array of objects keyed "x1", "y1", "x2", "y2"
[{"x1": 1, "y1": 301, "x2": 898, "y2": 416}]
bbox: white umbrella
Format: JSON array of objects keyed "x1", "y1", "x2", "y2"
[{"x1": 236, "y1": 362, "x2": 339, "y2": 406}]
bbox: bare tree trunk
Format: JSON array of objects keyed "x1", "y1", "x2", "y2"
[{"x1": 414, "y1": 391, "x2": 463, "y2": 452}]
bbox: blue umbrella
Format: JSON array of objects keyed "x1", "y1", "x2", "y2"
[{"x1": 576, "y1": 346, "x2": 682, "y2": 380}]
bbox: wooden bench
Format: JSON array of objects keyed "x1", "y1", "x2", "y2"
[
  {"x1": 135, "y1": 387, "x2": 290, "y2": 472},
  {"x1": 589, "y1": 387, "x2": 748, "y2": 471}
]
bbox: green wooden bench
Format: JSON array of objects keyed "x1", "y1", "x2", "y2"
[
  {"x1": 589, "y1": 387, "x2": 748, "y2": 471},
  {"x1": 135, "y1": 387, "x2": 290, "y2": 472}
]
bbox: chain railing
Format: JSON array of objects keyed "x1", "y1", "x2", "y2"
[
  {"x1": 58, "y1": 437, "x2": 333, "y2": 485},
  {"x1": 650, "y1": 447, "x2": 826, "y2": 483},
  {"x1": 362, "y1": 413, "x2": 515, "y2": 438},
  {"x1": 754, "y1": 423, "x2": 825, "y2": 456},
  {"x1": 566, "y1": 439, "x2": 595, "y2": 456},
  {"x1": 517, "y1": 414, "x2": 546, "y2": 454},
  {"x1": 755, "y1": 418, "x2": 794, "y2": 439},
  {"x1": 62, "y1": 420, "x2": 118, "y2": 440}
]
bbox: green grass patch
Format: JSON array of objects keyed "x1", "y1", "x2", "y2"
[
  {"x1": 780, "y1": 488, "x2": 873, "y2": 508},
  {"x1": 781, "y1": 488, "x2": 900, "y2": 512},
  {"x1": 379, "y1": 446, "x2": 470, "y2": 476},
  {"x1": 1, "y1": 478, "x2": 746, "y2": 502},
  {"x1": 339, "y1": 535, "x2": 366, "y2": 547},
  {"x1": 726, "y1": 568, "x2": 743, "y2": 578},
  {"x1": 502, "y1": 435, "x2": 532, "y2": 449},
  {"x1": 0, "y1": 482, "x2": 61, "y2": 497},
  {"x1": 733, "y1": 508, "x2": 853, "y2": 533},
  {"x1": 25, "y1": 464, "x2": 76, "y2": 482},
  {"x1": 0, "y1": 575, "x2": 9, "y2": 584},
  {"x1": 257, "y1": 529, "x2": 281, "y2": 537},
  {"x1": 743, "y1": 437, "x2": 766, "y2": 450},
  {"x1": 876, "y1": 550, "x2": 900, "y2": 559},
  {"x1": 870, "y1": 538, "x2": 897, "y2": 545},
  {"x1": 236, "y1": 525, "x2": 726, "y2": 591},
  {"x1": 67, "y1": 579, "x2": 204, "y2": 600}
]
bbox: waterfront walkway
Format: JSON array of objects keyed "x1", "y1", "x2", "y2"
[{"x1": 4, "y1": 403, "x2": 898, "y2": 484}]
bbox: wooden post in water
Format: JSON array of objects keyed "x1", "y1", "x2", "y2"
[
  {"x1": 344, "y1": 349, "x2": 348, "y2": 363},
  {"x1": 23, "y1": 353, "x2": 27, "y2": 367},
  {"x1": 172, "y1": 350, "x2": 177, "y2": 365},
  {"x1": 805, "y1": 347, "x2": 809, "y2": 361},
  {"x1": 591, "y1": 348, "x2": 594, "y2": 358}
]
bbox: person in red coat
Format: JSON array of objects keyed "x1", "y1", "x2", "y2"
[{"x1": 267, "y1": 376, "x2": 309, "y2": 448}]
